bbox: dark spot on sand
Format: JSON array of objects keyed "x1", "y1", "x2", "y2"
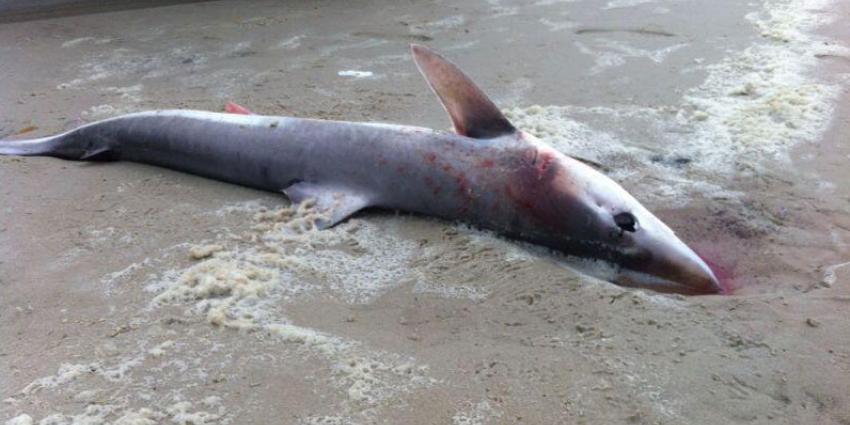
[
  {"x1": 650, "y1": 154, "x2": 692, "y2": 167},
  {"x1": 814, "y1": 53, "x2": 850, "y2": 62},
  {"x1": 228, "y1": 49, "x2": 258, "y2": 58},
  {"x1": 352, "y1": 31, "x2": 433, "y2": 42},
  {"x1": 576, "y1": 27, "x2": 676, "y2": 37}
]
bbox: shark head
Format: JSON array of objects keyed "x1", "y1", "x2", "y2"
[
  {"x1": 518, "y1": 137, "x2": 723, "y2": 294},
  {"x1": 411, "y1": 44, "x2": 723, "y2": 295}
]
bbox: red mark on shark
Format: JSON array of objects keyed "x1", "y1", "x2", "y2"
[
  {"x1": 421, "y1": 151, "x2": 474, "y2": 210},
  {"x1": 536, "y1": 151, "x2": 555, "y2": 179},
  {"x1": 478, "y1": 158, "x2": 495, "y2": 168},
  {"x1": 503, "y1": 148, "x2": 564, "y2": 230}
]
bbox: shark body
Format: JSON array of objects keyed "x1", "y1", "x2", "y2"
[{"x1": 0, "y1": 45, "x2": 723, "y2": 294}]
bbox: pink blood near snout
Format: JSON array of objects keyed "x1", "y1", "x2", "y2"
[{"x1": 694, "y1": 248, "x2": 737, "y2": 295}]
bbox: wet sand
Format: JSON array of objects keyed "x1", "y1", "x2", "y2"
[{"x1": 2, "y1": 0, "x2": 850, "y2": 424}]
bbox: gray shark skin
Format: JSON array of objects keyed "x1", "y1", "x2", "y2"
[{"x1": 0, "y1": 45, "x2": 723, "y2": 294}]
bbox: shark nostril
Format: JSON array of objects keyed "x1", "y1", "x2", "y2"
[{"x1": 614, "y1": 212, "x2": 637, "y2": 232}]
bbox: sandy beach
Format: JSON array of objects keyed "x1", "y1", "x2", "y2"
[{"x1": 1, "y1": 0, "x2": 849, "y2": 423}]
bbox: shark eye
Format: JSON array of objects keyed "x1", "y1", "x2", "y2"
[{"x1": 614, "y1": 212, "x2": 637, "y2": 232}]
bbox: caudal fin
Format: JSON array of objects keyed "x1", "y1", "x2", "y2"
[{"x1": 0, "y1": 136, "x2": 59, "y2": 156}]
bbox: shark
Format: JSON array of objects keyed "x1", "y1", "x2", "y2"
[{"x1": 0, "y1": 44, "x2": 723, "y2": 294}]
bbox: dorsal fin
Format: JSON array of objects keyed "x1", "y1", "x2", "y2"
[
  {"x1": 411, "y1": 44, "x2": 516, "y2": 139},
  {"x1": 225, "y1": 101, "x2": 254, "y2": 115}
]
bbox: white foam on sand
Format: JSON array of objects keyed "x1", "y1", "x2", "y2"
[
  {"x1": 298, "y1": 416, "x2": 356, "y2": 425},
  {"x1": 4, "y1": 415, "x2": 32, "y2": 425},
  {"x1": 21, "y1": 363, "x2": 98, "y2": 395},
  {"x1": 147, "y1": 203, "x2": 432, "y2": 410},
  {"x1": 205, "y1": 199, "x2": 270, "y2": 217},
  {"x1": 603, "y1": 0, "x2": 669, "y2": 9},
  {"x1": 18, "y1": 336, "x2": 191, "y2": 398},
  {"x1": 539, "y1": 18, "x2": 575, "y2": 32},
  {"x1": 61, "y1": 37, "x2": 95, "y2": 48},
  {"x1": 574, "y1": 39, "x2": 687, "y2": 74},
  {"x1": 451, "y1": 400, "x2": 501, "y2": 425},
  {"x1": 682, "y1": 0, "x2": 842, "y2": 169},
  {"x1": 413, "y1": 281, "x2": 488, "y2": 301},
  {"x1": 338, "y1": 70, "x2": 375, "y2": 79},
  {"x1": 16, "y1": 401, "x2": 224, "y2": 425},
  {"x1": 506, "y1": 0, "x2": 842, "y2": 203},
  {"x1": 424, "y1": 15, "x2": 466, "y2": 30},
  {"x1": 11, "y1": 338, "x2": 229, "y2": 423},
  {"x1": 277, "y1": 35, "x2": 304, "y2": 50},
  {"x1": 60, "y1": 37, "x2": 112, "y2": 48}
]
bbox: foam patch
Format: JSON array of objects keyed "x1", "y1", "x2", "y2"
[
  {"x1": 505, "y1": 0, "x2": 841, "y2": 206},
  {"x1": 149, "y1": 203, "x2": 433, "y2": 408}
]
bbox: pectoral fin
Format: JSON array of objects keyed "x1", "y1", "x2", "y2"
[
  {"x1": 80, "y1": 147, "x2": 115, "y2": 161},
  {"x1": 283, "y1": 182, "x2": 373, "y2": 229}
]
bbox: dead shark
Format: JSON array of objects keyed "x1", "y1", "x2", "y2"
[{"x1": 0, "y1": 45, "x2": 723, "y2": 294}]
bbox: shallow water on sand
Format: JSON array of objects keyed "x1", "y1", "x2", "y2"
[{"x1": 2, "y1": 0, "x2": 850, "y2": 424}]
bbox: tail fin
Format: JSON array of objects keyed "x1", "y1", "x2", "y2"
[
  {"x1": 1, "y1": 129, "x2": 116, "y2": 161},
  {"x1": 0, "y1": 135, "x2": 59, "y2": 156}
]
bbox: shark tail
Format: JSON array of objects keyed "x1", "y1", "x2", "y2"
[
  {"x1": 0, "y1": 130, "x2": 111, "y2": 160},
  {"x1": 0, "y1": 135, "x2": 61, "y2": 157}
]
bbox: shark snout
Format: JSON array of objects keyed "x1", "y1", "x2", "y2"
[
  {"x1": 666, "y1": 250, "x2": 723, "y2": 294},
  {"x1": 643, "y1": 233, "x2": 724, "y2": 294}
]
